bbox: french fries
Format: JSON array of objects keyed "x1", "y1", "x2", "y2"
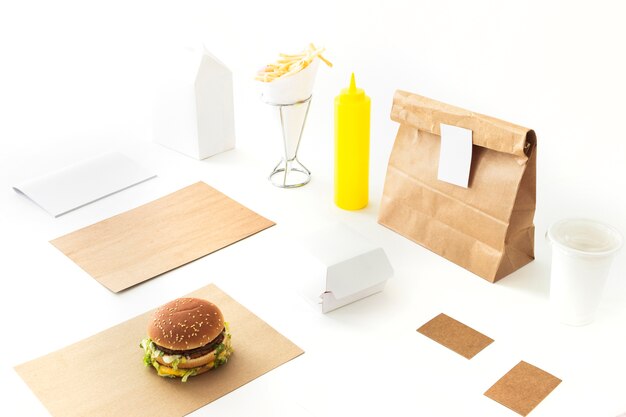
[{"x1": 255, "y1": 43, "x2": 332, "y2": 82}]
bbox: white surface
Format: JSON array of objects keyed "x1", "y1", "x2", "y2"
[
  {"x1": 153, "y1": 45, "x2": 235, "y2": 159},
  {"x1": 1, "y1": 1, "x2": 626, "y2": 417},
  {"x1": 299, "y1": 223, "x2": 392, "y2": 313},
  {"x1": 12, "y1": 152, "x2": 156, "y2": 217},
  {"x1": 437, "y1": 123, "x2": 473, "y2": 188},
  {"x1": 547, "y1": 219, "x2": 623, "y2": 326}
]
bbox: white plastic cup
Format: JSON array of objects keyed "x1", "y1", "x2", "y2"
[{"x1": 547, "y1": 218, "x2": 623, "y2": 326}]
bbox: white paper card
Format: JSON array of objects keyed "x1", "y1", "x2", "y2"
[
  {"x1": 437, "y1": 123, "x2": 473, "y2": 188},
  {"x1": 13, "y1": 152, "x2": 156, "y2": 217}
]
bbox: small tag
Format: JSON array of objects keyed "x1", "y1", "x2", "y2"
[
  {"x1": 437, "y1": 123, "x2": 473, "y2": 188},
  {"x1": 417, "y1": 313, "x2": 494, "y2": 359},
  {"x1": 484, "y1": 361, "x2": 561, "y2": 416}
]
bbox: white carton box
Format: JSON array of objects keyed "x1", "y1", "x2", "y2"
[
  {"x1": 300, "y1": 224, "x2": 393, "y2": 313},
  {"x1": 153, "y1": 45, "x2": 235, "y2": 160}
]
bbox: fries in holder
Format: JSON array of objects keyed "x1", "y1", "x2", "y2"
[{"x1": 256, "y1": 44, "x2": 332, "y2": 188}]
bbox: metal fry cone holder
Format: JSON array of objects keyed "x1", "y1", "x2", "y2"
[{"x1": 264, "y1": 95, "x2": 312, "y2": 188}]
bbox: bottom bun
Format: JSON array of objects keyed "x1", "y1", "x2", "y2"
[
  {"x1": 155, "y1": 349, "x2": 216, "y2": 369},
  {"x1": 143, "y1": 331, "x2": 233, "y2": 382},
  {"x1": 154, "y1": 362, "x2": 214, "y2": 380}
]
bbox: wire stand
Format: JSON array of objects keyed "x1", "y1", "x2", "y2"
[{"x1": 265, "y1": 95, "x2": 312, "y2": 188}]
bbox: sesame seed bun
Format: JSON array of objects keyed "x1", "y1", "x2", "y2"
[{"x1": 147, "y1": 297, "x2": 224, "y2": 351}]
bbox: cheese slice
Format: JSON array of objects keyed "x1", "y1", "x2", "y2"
[{"x1": 157, "y1": 361, "x2": 214, "y2": 376}]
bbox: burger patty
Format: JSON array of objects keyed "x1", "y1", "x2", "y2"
[{"x1": 155, "y1": 329, "x2": 225, "y2": 358}]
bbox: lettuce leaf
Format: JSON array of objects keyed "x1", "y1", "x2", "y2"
[{"x1": 139, "y1": 330, "x2": 233, "y2": 382}]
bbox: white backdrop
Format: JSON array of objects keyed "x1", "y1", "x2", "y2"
[{"x1": 1, "y1": 1, "x2": 626, "y2": 416}]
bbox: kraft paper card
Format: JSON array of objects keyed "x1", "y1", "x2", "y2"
[
  {"x1": 417, "y1": 313, "x2": 494, "y2": 359},
  {"x1": 51, "y1": 182, "x2": 275, "y2": 292},
  {"x1": 15, "y1": 284, "x2": 304, "y2": 417},
  {"x1": 13, "y1": 152, "x2": 156, "y2": 217},
  {"x1": 484, "y1": 361, "x2": 561, "y2": 416}
]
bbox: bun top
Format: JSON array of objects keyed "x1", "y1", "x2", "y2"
[{"x1": 147, "y1": 297, "x2": 225, "y2": 351}]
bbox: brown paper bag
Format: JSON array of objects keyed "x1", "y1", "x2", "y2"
[{"x1": 378, "y1": 90, "x2": 536, "y2": 282}]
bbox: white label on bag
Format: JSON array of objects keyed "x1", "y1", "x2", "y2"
[{"x1": 437, "y1": 123, "x2": 473, "y2": 188}]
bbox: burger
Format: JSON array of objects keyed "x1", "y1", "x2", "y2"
[{"x1": 140, "y1": 297, "x2": 233, "y2": 382}]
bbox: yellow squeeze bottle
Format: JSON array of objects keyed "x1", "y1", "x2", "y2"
[{"x1": 334, "y1": 73, "x2": 371, "y2": 210}]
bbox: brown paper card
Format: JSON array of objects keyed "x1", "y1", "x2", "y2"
[
  {"x1": 379, "y1": 91, "x2": 537, "y2": 282},
  {"x1": 15, "y1": 284, "x2": 304, "y2": 417},
  {"x1": 51, "y1": 182, "x2": 275, "y2": 292},
  {"x1": 484, "y1": 361, "x2": 561, "y2": 416},
  {"x1": 417, "y1": 313, "x2": 494, "y2": 359}
]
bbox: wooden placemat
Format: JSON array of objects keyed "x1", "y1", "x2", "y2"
[
  {"x1": 15, "y1": 284, "x2": 304, "y2": 417},
  {"x1": 51, "y1": 182, "x2": 275, "y2": 292}
]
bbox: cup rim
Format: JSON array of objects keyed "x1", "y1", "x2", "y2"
[{"x1": 547, "y1": 218, "x2": 623, "y2": 257}]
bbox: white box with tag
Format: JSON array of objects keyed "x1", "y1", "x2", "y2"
[{"x1": 299, "y1": 223, "x2": 393, "y2": 313}]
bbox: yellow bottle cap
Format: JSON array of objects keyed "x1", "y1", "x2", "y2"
[
  {"x1": 338, "y1": 73, "x2": 366, "y2": 102},
  {"x1": 349, "y1": 73, "x2": 358, "y2": 94}
]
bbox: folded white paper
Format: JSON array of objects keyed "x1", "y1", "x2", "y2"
[
  {"x1": 299, "y1": 223, "x2": 393, "y2": 313},
  {"x1": 13, "y1": 152, "x2": 156, "y2": 217}
]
